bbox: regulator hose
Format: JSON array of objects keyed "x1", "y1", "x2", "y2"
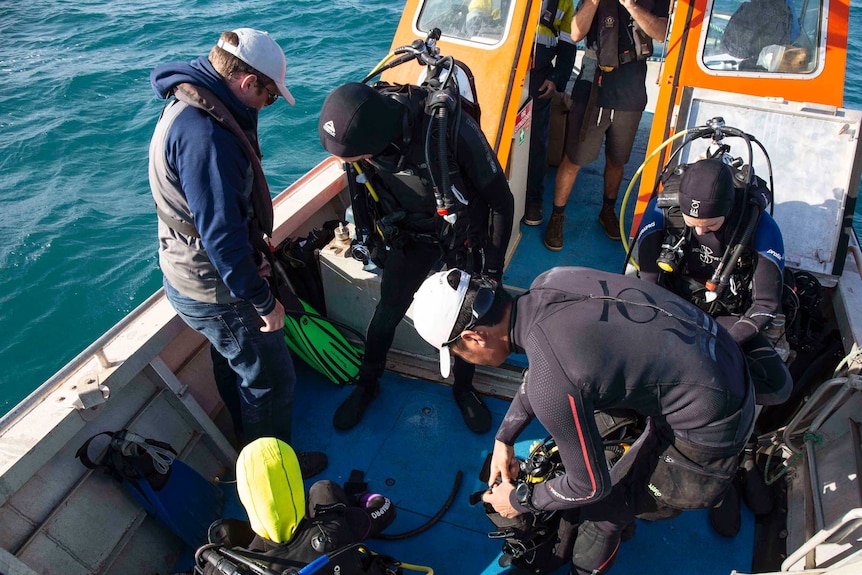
[
  {"x1": 705, "y1": 201, "x2": 761, "y2": 300},
  {"x1": 424, "y1": 101, "x2": 458, "y2": 224},
  {"x1": 435, "y1": 106, "x2": 454, "y2": 216},
  {"x1": 620, "y1": 128, "x2": 692, "y2": 271},
  {"x1": 374, "y1": 470, "x2": 462, "y2": 541},
  {"x1": 621, "y1": 119, "x2": 774, "y2": 272}
]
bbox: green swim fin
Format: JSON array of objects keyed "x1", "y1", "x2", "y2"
[{"x1": 283, "y1": 298, "x2": 363, "y2": 386}]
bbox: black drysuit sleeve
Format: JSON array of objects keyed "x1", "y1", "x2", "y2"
[
  {"x1": 496, "y1": 333, "x2": 612, "y2": 513},
  {"x1": 454, "y1": 114, "x2": 514, "y2": 280}
]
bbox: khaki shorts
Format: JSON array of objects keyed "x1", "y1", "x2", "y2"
[{"x1": 564, "y1": 87, "x2": 643, "y2": 167}]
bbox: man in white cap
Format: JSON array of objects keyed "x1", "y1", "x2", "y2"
[
  {"x1": 148, "y1": 29, "x2": 326, "y2": 478},
  {"x1": 412, "y1": 266, "x2": 755, "y2": 575}
]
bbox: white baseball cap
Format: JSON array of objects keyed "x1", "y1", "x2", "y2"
[
  {"x1": 413, "y1": 269, "x2": 472, "y2": 378},
  {"x1": 218, "y1": 28, "x2": 295, "y2": 105}
]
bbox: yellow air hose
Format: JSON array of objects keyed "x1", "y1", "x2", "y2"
[
  {"x1": 616, "y1": 128, "x2": 692, "y2": 270},
  {"x1": 399, "y1": 562, "x2": 435, "y2": 574},
  {"x1": 351, "y1": 161, "x2": 386, "y2": 238},
  {"x1": 366, "y1": 52, "x2": 399, "y2": 80},
  {"x1": 352, "y1": 161, "x2": 380, "y2": 202},
  {"x1": 359, "y1": 546, "x2": 435, "y2": 575}
]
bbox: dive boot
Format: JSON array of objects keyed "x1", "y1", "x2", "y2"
[
  {"x1": 454, "y1": 389, "x2": 491, "y2": 434},
  {"x1": 334, "y1": 384, "x2": 380, "y2": 430},
  {"x1": 543, "y1": 212, "x2": 565, "y2": 251}
]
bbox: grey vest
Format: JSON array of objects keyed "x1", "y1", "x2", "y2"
[{"x1": 149, "y1": 98, "x2": 253, "y2": 304}]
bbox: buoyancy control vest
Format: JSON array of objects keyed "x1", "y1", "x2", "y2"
[
  {"x1": 590, "y1": 0, "x2": 655, "y2": 71},
  {"x1": 349, "y1": 81, "x2": 475, "y2": 254},
  {"x1": 154, "y1": 83, "x2": 273, "y2": 244},
  {"x1": 151, "y1": 83, "x2": 276, "y2": 302},
  {"x1": 254, "y1": 511, "x2": 372, "y2": 575},
  {"x1": 655, "y1": 163, "x2": 772, "y2": 315}
]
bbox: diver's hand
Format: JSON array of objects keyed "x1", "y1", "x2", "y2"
[
  {"x1": 538, "y1": 79, "x2": 557, "y2": 99},
  {"x1": 488, "y1": 440, "x2": 518, "y2": 486},
  {"x1": 482, "y1": 481, "x2": 521, "y2": 518},
  {"x1": 260, "y1": 299, "x2": 285, "y2": 332}
]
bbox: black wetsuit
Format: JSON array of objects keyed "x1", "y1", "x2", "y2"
[
  {"x1": 358, "y1": 102, "x2": 514, "y2": 393},
  {"x1": 203, "y1": 481, "x2": 382, "y2": 575},
  {"x1": 636, "y1": 195, "x2": 792, "y2": 406},
  {"x1": 497, "y1": 267, "x2": 754, "y2": 575}
]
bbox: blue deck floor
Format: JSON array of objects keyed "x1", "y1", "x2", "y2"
[
  {"x1": 284, "y1": 361, "x2": 755, "y2": 575},
  {"x1": 183, "y1": 113, "x2": 756, "y2": 575},
  {"x1": 504, "y1": 112, "x2": 653, "y2": 289}
]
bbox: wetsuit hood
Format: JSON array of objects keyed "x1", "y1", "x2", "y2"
[
  {"x1": 150, "y1": 56, "x2": 258, "y2": 128},
  {"x1": 318, "y1": 82, "x2": 404, "y2": 158},
  {"x1": 236, "y1": 438, "x2": 306, "y2": 544},
  {"x1": 679, "y1": 159, "x2": 736, "y2": 220}
]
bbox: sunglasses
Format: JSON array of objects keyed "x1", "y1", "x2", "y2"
[
  {"x1": 257, "y1": 80, "x2": 279, "y2": 105},
  {"x1": 443, "y1": 278, "x2": 496, "y2": 347}
]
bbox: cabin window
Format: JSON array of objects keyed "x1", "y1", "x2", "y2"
[
  {"x1": 417, "y1": 0, "x2": 513, "y2": 45},
  {"x1": 701, "y1": 0, "x2": 823, "y2": 74}
]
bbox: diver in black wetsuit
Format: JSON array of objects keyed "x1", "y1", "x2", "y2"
[
  {"x1": 411, "y1": 266, "x2": 755, "y2": 575},
  {"x1": 636, "y1": 157, "x2": 791, "y2": 406},
  {"x1": 318, "y1": 82, "x2": 514, "y2": 434}
]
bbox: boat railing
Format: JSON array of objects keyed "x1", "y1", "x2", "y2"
[
  {"x1": 0, "y1": 157, "x2": 349, "y2": 434},
  {"x1": 779, "y1": 368, "x2": 862, "y2": 571},
  {"x1": 782, "y1": 375, "x2": 862, "y2": 455},
  {"x1": 0, "y1": 287, "x2": 176, "y2": 431},
  {"x1": 781, "y1": 509, "x2": 862, "y2": 572}
]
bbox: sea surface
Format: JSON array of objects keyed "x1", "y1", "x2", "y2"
[{"x1": 1, "y1": 0, "x2": 861, "y2": 417}]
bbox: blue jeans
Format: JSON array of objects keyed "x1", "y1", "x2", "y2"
[{"x1": 163, "y1": 278, "x2": 295, "y2": 444}]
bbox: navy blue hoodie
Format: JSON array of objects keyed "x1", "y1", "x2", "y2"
[{"x1": 149, "y1": 56, "x2": 274, "y2": 315}]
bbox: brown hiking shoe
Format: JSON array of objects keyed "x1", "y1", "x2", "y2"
[
  {"x1": 598, "y1": 205, "x2": 621, "y2": 240},
  {"x1": 543, "y1": 212, "x2": 565, "y2": 251}
]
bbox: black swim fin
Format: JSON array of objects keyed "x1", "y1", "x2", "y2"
[{"x1": 76, "y1": 430, "x2": 223, "y2": 548}]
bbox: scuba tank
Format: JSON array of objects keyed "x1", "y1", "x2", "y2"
[
  {"x1": 629, "y1": 117, "x2": 776, "y2": 309},
  {"x1": 346, "y1": 28, "x2": 482, "y2": 261}
]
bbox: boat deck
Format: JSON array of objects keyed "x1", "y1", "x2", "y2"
[
  {"x1": 504, "y1": 145, "x2": 641, "y2": 289},
  {"x1": 179, "y1": 358, "x2": 755, "y2": 575},
  {"x1": 173, "y1": 113, "x2": 758, "y2": 575}
]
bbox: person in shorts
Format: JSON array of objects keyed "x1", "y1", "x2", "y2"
[{"x1": 544, "y1": 0, "x2": 670, "y2": 250}]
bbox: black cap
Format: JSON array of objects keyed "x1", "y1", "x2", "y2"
[
  {"x1": 679, "y1": 159, "x2": 735, "y2": 219},
  {"x1": 318, "y1": 82, "x2": 404, "y2": 158}
]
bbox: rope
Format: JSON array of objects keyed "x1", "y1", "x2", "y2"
[
  {"x1": 116, "y1": 431, "x2": 176, "y2": 475},
  {"x1": 764, "y1": 431, "x2": 823, "y2": 485}
]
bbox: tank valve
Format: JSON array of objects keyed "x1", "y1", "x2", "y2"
[{"x1": 334, "y1": 223, "x2": 351, "y2": 243}]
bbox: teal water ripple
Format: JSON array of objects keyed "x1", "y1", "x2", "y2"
[
  {"x1": 0, "y1": 0, "x2": 858, "y2": 415},
  {"x1": 0, "y1": 0, "x2": 400, "y2": 413}
]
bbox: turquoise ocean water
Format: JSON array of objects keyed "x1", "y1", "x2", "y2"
[{"x1": 1, "y1": 0, "x2": 861, "y2": 417}]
